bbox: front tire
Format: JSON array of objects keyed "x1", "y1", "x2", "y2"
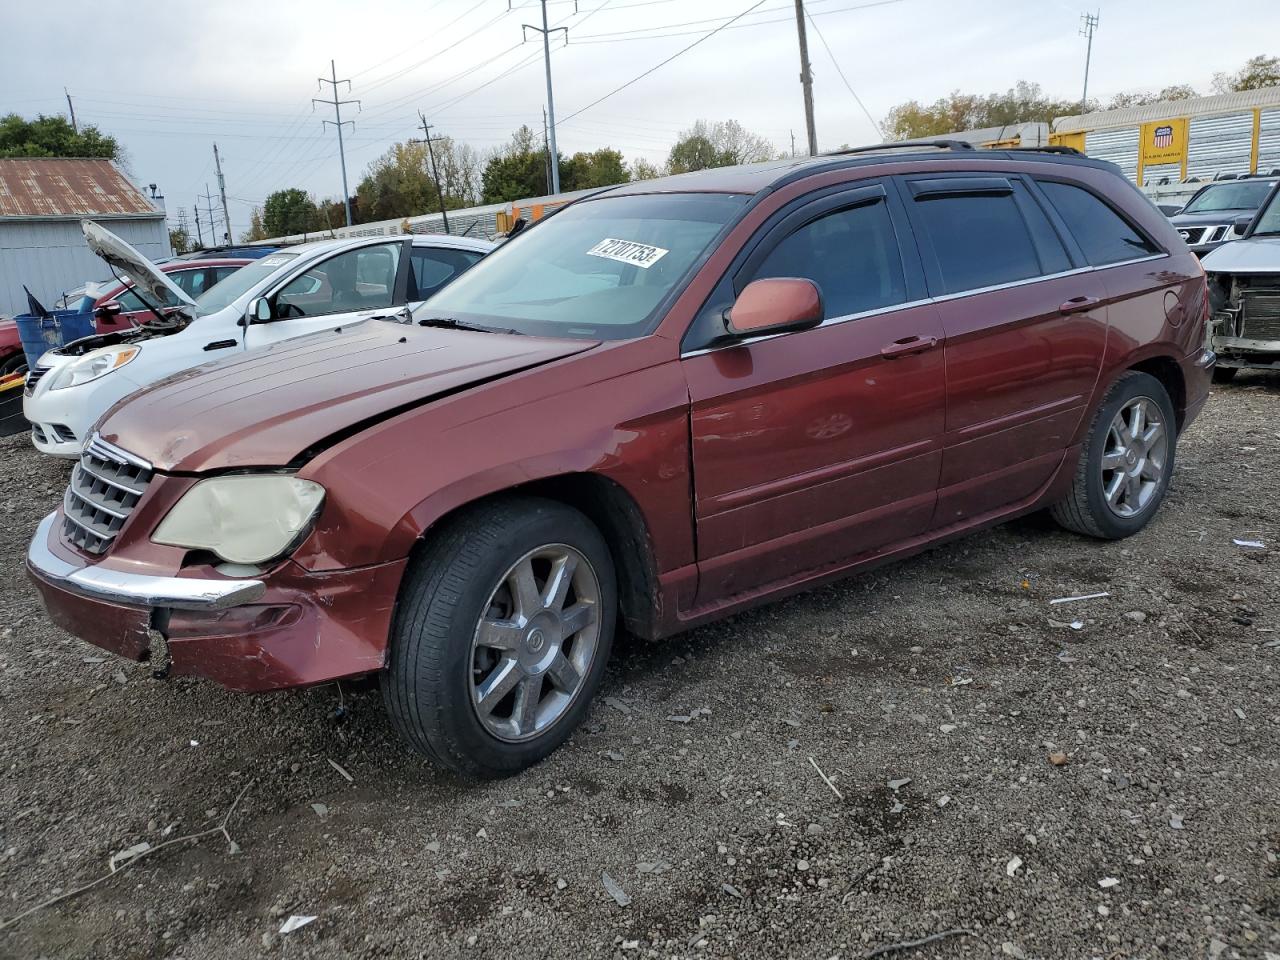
[
  {"x1": 0, "y1": 353, "x2": 27, "y2": 377},
  {"x1": 382, "y1": 497, "x2": 616, "y2": 778},
  {"x1": 1050, "y1": 371, "x2": 1177, "y2": 540}
]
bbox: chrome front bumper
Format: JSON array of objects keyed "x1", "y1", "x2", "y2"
[{"x1": 26, "y1": 512, "x2": 265, "y2": 611}]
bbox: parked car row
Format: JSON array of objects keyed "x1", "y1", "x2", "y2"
[
  {"x1": 1165, "y1": 176, "x2": 1279, "y2": 256},
  {"x1": 26, "y1": 144, "x2": 1213, "y2": 776}
]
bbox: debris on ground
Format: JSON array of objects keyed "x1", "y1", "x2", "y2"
[
  {"x1": 1049, "y1": 592, "x2": 1110, "y2": 605},
  {"x1": 278, "y1": 915, "x2": 316, "y2": 934},
  {"x1": 601, "y1": 871, "x2": 632, "y2": 907}
]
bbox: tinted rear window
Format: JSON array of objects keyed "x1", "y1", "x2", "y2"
[
  {"x1": 1038, "y1": 180, "x2": 1160, "y2": 266},
  {"x1": 912, "y1": 192, "x2": 1043, "y2": 294}
]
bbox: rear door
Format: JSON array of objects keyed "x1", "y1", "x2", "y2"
[
  {"x1": 682, "y1": 182, "x2": 946, "y2": 605},
  {"x1": 243, "y1": 240, "x2": 411, "y2": 350},
  {"x1": 898, "y1": 174, "x2": 1108, "y2": 528}
]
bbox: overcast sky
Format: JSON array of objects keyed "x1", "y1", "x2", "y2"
[{"x1": 5, "y1": 0, "x2": 1276, "y2": 240}]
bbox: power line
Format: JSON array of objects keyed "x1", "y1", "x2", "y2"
[
  {"x1": 804, "y1": 6, "x2": 883, "y2": 139},
  {"x1": 558, "y1": 0, "x2": 771, "y2": 125},
  {"x1": 569, "y1": 0, "x2": 902, "y2": 43}
]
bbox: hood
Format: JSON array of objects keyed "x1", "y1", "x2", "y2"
[
  {"x1": 98, "y1": 319, "x2": 597, "y2": 472},
  {"x1": 82, "y1": 220, "x2": 195, "y2": 309},
  {"x1": 1200, "y1": 235, "x2": 1280, "y2": 274},
  {"x1": 1169, "y1": 210, "x2": 1249, "y2": 228}
]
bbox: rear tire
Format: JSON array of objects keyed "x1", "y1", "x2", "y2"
[
  {"x1": 0, "y1": 353, "x2": 27, "y2": 377},
  {"x1": 1211, "y1": 366, "x2": 1238, "y2": 384},
  {"x1": 1050, "y1": 371, "x2": 1177, "y2": 540},
  {"x1": 382, "y1": 497, "x2": 616, "y2": 778}
]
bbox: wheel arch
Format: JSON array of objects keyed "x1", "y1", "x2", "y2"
[
  {"x1": 1127, "y1": 354, "x2": 1186, "y2": 431},
  {"x1": 407, "y1": 472, "x2": 664, "y2": 642}
]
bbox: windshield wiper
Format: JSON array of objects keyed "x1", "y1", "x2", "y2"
[{"x1": 417, "y1": 316, "x2": 521, "y2": 335}]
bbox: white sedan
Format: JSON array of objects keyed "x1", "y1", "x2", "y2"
[{"x1": 25, "y1": 223, "x2": 493, "y2": 457}]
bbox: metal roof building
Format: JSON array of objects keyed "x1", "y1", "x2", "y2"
[{"x1": 0, "y1": 158, "x2": 169, "y2": 317}]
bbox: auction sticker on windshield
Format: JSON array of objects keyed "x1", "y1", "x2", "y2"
[
  {"x1": 586, "y1": 238, "x2": 669, "y2": 269},
  {"x1": 260, "y1": 256, "x2": 293, "y2": 267}
]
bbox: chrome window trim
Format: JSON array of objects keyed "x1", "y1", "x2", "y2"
[{"x1": 681, "y1": 254, "x2": 1170, "y2": 359}]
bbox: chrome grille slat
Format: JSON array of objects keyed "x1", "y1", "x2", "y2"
[
  {"x1": 24, "y1": 363, "x2": 51, "y2": 396},
  {"x1": 60, "y1": 434, "x2": 153, "y2": 556}
]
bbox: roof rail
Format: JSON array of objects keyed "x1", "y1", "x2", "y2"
[
  {"x1": 822, "y1": 139, "x2": 978, "y2": 157},
  {"x1": 998, "y1": 145, "x2": 1083, "y2": 156}
]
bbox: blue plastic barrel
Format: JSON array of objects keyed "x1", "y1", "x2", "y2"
[{"x1": 14, "y1": 309, "x2": 96, "y2": 368}]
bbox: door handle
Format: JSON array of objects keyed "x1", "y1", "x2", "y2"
[
  {"x1": 1059, "y1": 296, "x2": 1101, "y2": 315},
  {"x1": 880, "y1": 335, "x2": 939, "y2": 359}
]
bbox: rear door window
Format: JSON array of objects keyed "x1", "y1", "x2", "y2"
[
  {"x1": 1036, "y1": 180, "x2": 1160, "y2": 265},
  {"x1": 907, "y1": 183, "x2": 1056, "y2": 295},
  {"x1": 410, "y1": 247, "x2": 484, "y2": 301}
]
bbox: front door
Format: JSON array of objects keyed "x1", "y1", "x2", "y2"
[
  {"x1": 682, "y1": 184, "x2": 946, "y2": 606},
  {"x1": 243, "y1": 240, "x2": 410, "y2": 350},
  {"x1": 897, "y1": 174, "x2": 1108, "y2": 527}
]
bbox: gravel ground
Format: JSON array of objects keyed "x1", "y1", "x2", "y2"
[{"x1": 0, "y1": 378, "x2": 1277, "y2": 960}]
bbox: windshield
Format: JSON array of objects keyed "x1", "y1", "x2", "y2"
[
  {"x1": 1183, "y1": 180, "x2": 1274, "y2": 214},
  {"x1": 421, "y1": 193, "x2": 748, "y2": 339},
  {"x1": 193, "y1": 252, "x2": 299, "y2": 315},
  {"x1": 1253, "y1": 188, "x2": 1280, "y2": 235}
]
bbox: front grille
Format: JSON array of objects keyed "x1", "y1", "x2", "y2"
[
  {"x1": 51, "y1": 423, "x2": 76, "y2": 443},
  {"x1": 30, "y1": 424, "x2": 47, "y2": 445},
  {"x1": 61, "y1": 435, "x2": 153, "y2": 555},
  {"x1": 1241, "y1": 290, "x2": 1280, "y2": 342},
  {"x1": 24, "y1": 363, "x2": 51, "y2": 396},
  {"x1": 1179, "y1": 226, "x2": 1206, "y2": 245}
]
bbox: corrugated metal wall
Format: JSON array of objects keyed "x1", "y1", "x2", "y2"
[
  {"x1": 1184, "y1": 113, "x2": 1254, "y2": 180},
  {"x1": 1086, "y1": 127, "x2": 1140, "y2": 181},
  {"x1": 1142, "y1": 162, "x2": 1182, "y2": 186},
  {"x1": 0, "y1": 217, "x2": 170, "y2": 317},
  {"x1": 1258, "y1": 109, "x2": 1280, "y2": 174}
]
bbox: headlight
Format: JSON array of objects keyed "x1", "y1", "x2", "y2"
[
  {"x1": 48, "y1": 345, "x2": 139, "y2": 390},
  {"x1": 152, "y1": 475, "x2": 325, "y2": 565}
]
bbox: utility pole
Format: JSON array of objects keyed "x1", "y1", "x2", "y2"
[
  {"x1": 193, "y1": 204, "x2": 205, "y2": 248},
  {"x1": 213, "y1": 144, "x2": 232, "y2": 244},
  {"x1": 414, "y1": 111, "x2": 451, "y2": 235},
  {"x1": 64, "y1": 88, "x2": 77, "y2": 134},
  {"x1": 542, "y1": 107, "x2": 552, "y2": 195},
  {"x1": 314, "y1": 59, "x2": 360, "y2": 226},
  {"x1": 1079, "y1": 11, "x2": 1099, "y2": 114},
  {"x1": 790, "y1": 130, "x2": 797, "y2": 158},
  {"x1": 519, "y1": 1, "x2": 571, "y2": 194},
  {"x1": 793, "y1": 0, "x2": 818, "y2": 156},
  {"x1": 200, "y1": 184, "x2": 220, "y2": 249}
]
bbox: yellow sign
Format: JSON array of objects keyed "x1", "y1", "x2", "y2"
[{"x1": 1140, "y1": 118, "x2": 1188, "y2": 166}]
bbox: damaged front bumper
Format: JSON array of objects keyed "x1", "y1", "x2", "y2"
[{"x1": 26, "y1": 512, "x2": 406, "y2": 692}]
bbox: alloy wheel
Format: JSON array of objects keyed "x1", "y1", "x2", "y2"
[
  {"x1": 469, "y1": 544, "x2": 601, "y2": 742},
  {"x1": 1100, "y1": 396, "x2": 1168, "y2": 519}
]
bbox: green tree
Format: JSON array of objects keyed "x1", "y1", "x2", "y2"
[
  {"x1": 355, "y1": 135, "x2": 481, "y2": 223},
  {"x1": 312, "y1": 197, "x2": 349, "y2": 233},
  {"x1": 481, "y1": 125, "x2": 551, "y2": 203},
  {"x1": 242, "y1": 208, "x2": 268, "y2": 243},
  {"x1": 667, "y1": 120, "x2": 774, "y2": 173},
  {"x1": 168, "y1": 225, "x2": 192, "y2": 254},
  {"x1": 1106, "y1": 84, "x2": 1199, "y2": 110},
  {"x1": 1213, "y1": 55, "x2": 1280, "y2": 94},
  {"x1": 630, "y1": 158, "x2": 665, "y2": 180},
  {"x1": 262, "y1": 188, "x2": 318, "y2": 237},
  {"x1": 0, "y1": 113, "x2": 119, "y2": 159},
  {"x1": 560, "y1": 148, "x2": 629, "y2": 191},
  {"x1": 883, "y1": 81, "x2": 1080, "y2": 140}
]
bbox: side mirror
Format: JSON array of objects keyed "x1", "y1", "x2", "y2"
[
  {"x1": 724, "y1": 278, "x2": 823, "y2": 338},
  {"x1": 248, "y1": 296, "x2": 273, "y2": 323},
  {"x1": 1233, "y1": 214, "x2": 1254, "y2": 236}
]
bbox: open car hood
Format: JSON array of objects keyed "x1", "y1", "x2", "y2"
[
  {"x1": 82, "y1": 220, "x2": 195, "y2": 309},
  {"x1": 97, "y1": 319, "x2": 597, "y2": 472},
  {"x1": 1201, "y1": 235, "x2": 1280, "y2": 274}
]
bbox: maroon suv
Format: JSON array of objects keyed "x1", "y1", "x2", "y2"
[{"x1": 28, "y1": 145, "x2": 1213, "y2": 777}]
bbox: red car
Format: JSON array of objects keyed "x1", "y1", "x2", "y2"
[
  {"x1": 28, "y1": 145, "x2": 1212, "y2": 777},
  {"x1": 0, "y1": 259, "x2": 249, "y2": 373}
]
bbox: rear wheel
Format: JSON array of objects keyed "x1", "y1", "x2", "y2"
[
  {"x1": 1051, "y1": 371, "x2": 1177, "y2": 540},
  {"x1": 1211, "y1": 366, "x2": 1238, "y2": 384},
  {"x1": 382, "y1": 497, "x2": 616, "y2": 778}
]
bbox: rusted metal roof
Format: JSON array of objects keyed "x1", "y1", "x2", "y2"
[{"x1": 0, "y1": 158, "x2": 160, "y2": 219}]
